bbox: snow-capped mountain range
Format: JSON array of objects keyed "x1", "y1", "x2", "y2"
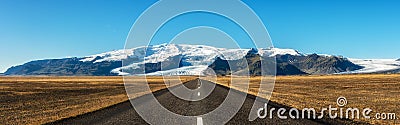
[
  {"x1": 79, "y1": 44, "x2": 303, "y2": 75},
  {"x1": 3, "y1": 44, "x2": 400, "y2": 76},
  {"x1": 80, "y1": 44, "x2": 302, "y2": 64}
]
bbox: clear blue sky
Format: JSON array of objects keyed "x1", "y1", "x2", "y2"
[{"x1": 1, "y1": 0, "x2": 400, "y2": 73}]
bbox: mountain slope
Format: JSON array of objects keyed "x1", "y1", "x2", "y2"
[
  {"x1": 208, "y1": 49, "x2": 361, "y2": 75},
  {"x1": 4, "y1": 57, "x2": 121, "y2": 76},
  {"x1": 208, "y1": 49, "x2": 307, "y2": 76},
  {"x1": 276, "y1": 54, "x2": 363, "y2": 74}
]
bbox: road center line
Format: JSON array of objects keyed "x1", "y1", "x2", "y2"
[{"x1": 197, "y1": 117, "x2": 203, "y2": 125}]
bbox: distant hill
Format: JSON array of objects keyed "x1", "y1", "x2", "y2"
[
  {"x1": 208, "y1": 49, "x2": 361, "y2": 76},
  {"x1": 4, "y1": 44, "x2": 366, "y2": 76},
  {"x1": 4, "y1": 57, "x2": 121, "y2": 76},
  {"x1": 208, "y1": 49, "x2": 307, "y2": 76},
  {"x1": 276, "y1": 54, "x2": 363, "y2": 74}
]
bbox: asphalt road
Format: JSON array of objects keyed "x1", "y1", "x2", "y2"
[{"x1": 49, "y1": 79, "x2": 341, "y2": 125}]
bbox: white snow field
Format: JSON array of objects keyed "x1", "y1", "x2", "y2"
[
  {"x1": 341, "y1": 59, "x2": 400, "y2": 74},
  {"x1": 80, "y1": 44, "x2": 301, "y2": 75}
]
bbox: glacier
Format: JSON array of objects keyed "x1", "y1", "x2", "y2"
[
  {"x1": 339, "y1": 59, "x2": 400, "y2": 74},
  {"x1": 80, "y1": 44, "x2": 301, "y2": 75},
  {"x1": 79, "y1": 44, "x2": 399, "y2": 75}
]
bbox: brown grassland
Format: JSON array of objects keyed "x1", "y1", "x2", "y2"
[
  {"x1": 0, "y1": 74, "x2": 399, "y2": 125},
  {"x1": 215, "y1": 74, "x2": 400, "y2": 125},
  {"x1": 0, "y1": 76, "x2": 195, "y2": 125}
]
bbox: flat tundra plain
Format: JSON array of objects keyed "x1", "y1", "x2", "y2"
[{"x1": 0, "y1": 74, "x2": 399, "y2": 125}]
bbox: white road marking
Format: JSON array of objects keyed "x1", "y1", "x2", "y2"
[
  {"x1": 197, "y1": 92, "x2": 201, "y2": 96},
  {"x1": 197, "y1": 117, "x2": 203, "y2": 125},
  {"x1": 197, "y1": 79, "x2": 201, "y2": 89}
]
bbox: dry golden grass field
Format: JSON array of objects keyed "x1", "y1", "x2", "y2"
[
  {"x1": 0, "y1": 74, "x2": 399, "y2": 125},
  {"x1": 0, "y1": 76, "x2": 195, "y2": 125},
  {"x1": 215, "y1": 74, "x2": 400, "y2": 125}
]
